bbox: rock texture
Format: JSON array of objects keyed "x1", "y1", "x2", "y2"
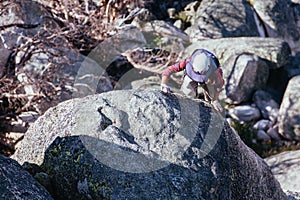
[
  {"x1": 253, "y1": 90, "x2": 279, "y2": 123},
  {"x1": 265, "y1": 150, "x2": 300, "y2": 193},
  {"x1": 1, "y1": 0, "x2": 300, "y2": 197},
  {"x1": 250, "y1": 0, "x2": 300, "y2": 52},
  {"x1": 225, "y1": 53, "x2": 269, "y2": 103},
  {"x1": 228, "y1": 105, "x2": 261, "y2": 122},
  {"x1": 185, "y1": 0, "x2": 259, "y2": 41},
  {"x1": 278, "y1": 75, "x2": 300, "y2": 141},
  {"x1": 0, "y1": 155, "x2": 53, "y2": 200},
  {"x1": 13, "y1": 89, "x2": 287, "y2": 200}
]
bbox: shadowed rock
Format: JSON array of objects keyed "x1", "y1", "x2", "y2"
[
  {"x1": 278, "y1": 75, "x2": 300, "y2": 141},
  {"x1": 265, "y1": 150, "x2": 300, "y2": 193},
  {"x1": 0, "y1": 155, "x2": 53, "y2": 199},
  {"x1": 12, "y1": 89, "x2": 287, "y2": 199}
]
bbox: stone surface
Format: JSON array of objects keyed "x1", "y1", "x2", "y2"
[
  {"x1": 253, "y1": 119, "x2": 273, "y2": 131},
  {"x1": 225, "y1": 53, "x2": 269, "y2": 103},
  {"x1": 228, "y1": 105, "x2": 261, "y2": 122},
  {"x1": 266, "y1": 126, "x2": 281, "y2": 140},
  {"x1": 250, "y1": 0, "x2": 300, "y2": 52},
  {"x1": 287, "y1": 191, "x2": 300, "y2": 200},
  {"x1": 257, "y1": 130, "x2": 271, "y2": 141},
  {"x1": 287, "y1": 52, "x2": 300, "y2": 78},
  {"x1": 278, "y1": 75, "x2": 300, "y2": 141},
  {"x1": 253, "y1": 90, "x2": 280, "y2": 123},
  {"x1": 0, "y1": 155, "x2": 53, "y2": 199},
  {"x1": 186, "y1": 0, "x2": 259, "y2": 41},
  {"x1": 265, "y1": 150, "x2": 300, "y2": 193},
  {"x1": 12, "y1": 89, "x2": 287, "y2": 200}
]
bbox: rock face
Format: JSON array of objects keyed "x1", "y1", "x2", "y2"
[
  {"x1": 250, "y1": 0, "x2": 300, "y2": 52},
  {"x1": 0, "y1": 155, "x2": 53, "y2": 200},
  {"x1": 12, "y1": 89, "x2": 287, "y2": 199},
  {"x1": 278, "y1": 75, "x2": 300, "y2": 141},
  {"x1": 265, "y1": 150, "x2": 300, "y2": 193},
  {"x1": 186, "y1": 0, "x2": 259, "y2": 41},
  {"x1": 225, "y1": 53, "x2": 269, "y2": 104},
  {"x1": 253, "y1": 90, "x2": 279, "y2": 123}
]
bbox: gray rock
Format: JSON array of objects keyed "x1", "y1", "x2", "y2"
[
  {"x1": 250, "y1": 0, "x2": 300, "y2": 52},
  {"x1": 287, "y1": 52, "x2": 300, "y2": 78},
  {"x1": 139, "y1": 20, "x2": 189, "y2": 43},
  {"x1": 19, "y1": 111, "x2": 40, "y2": 123},
  {"x1": 257, "y1": 130, "x2": 271, "y2": 141},
  {"x1": 129, "y1": 76, "x2": 181, "y2": 95},
  {"x1": 253, "y1": 90, "x2": 279, "y2": 122},
  {"x1": 185, "y1": 0, "x2": 259, "y2": 41},
  {"x1": 226, "y1": 53, "x2": 269, "y2": 104},
  {"x1": 34, "y1": 172, "x2": 53, "y2": 195},
  {"x1": 12, "y1": 89, "x2": 287, "y2": 200},
  {"x1": 278, "y1": 75, "x2": 300, "y2": 141},
  {"x1": 228, "y1": 105, "x2": 261, "y2": 122},
  {"x1": 265, "y1": 150, "x2": 300, "y2": 193},
  {"x1": 16, "y1": 27, "x2": 146, "y2": 113},
  {"x1": 116, "y1": 8, "x2": 188, "y2": 53},
  {"x1": 287, "y1": 191, "x2": 300, "y2": 200},
  {"x1": 0, "y1": 0, "x2": 55, "y2": 36},
  {"x1": 0, "y1": 155, "x2": 53, "y2": 199},
  {"x1": 253, "y1": 119, "x2": 273, "y2": 131},
  {"x1": 129, "y1": 76, "x2": 161, "y2": 90},
  {"x1": 267, "y1": 126, "x2": 281, "y2": 141}
]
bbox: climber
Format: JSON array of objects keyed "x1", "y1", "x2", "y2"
[{"x1": 161, "y1": 49, "x2": 224, "y2": 112}]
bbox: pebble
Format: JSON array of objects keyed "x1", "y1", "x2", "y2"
[
  {"x1": 253, "y1": 119, "x2": 273, "y2": 131},
  {"x1": 267, "y1": 126, "x2": 281, "y2": 140},
  {"x1": 257, "y1": 130, "x2": 271, "y2": 141},
  {"x1": 228, "y1": 105, "x2": 261, "y2": 122}
]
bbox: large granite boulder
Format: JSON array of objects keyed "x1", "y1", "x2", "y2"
[
  {"x1": 265, "y1": 150, "x2": 300, "y2": 193},
  {"x1": 0, "y1": 154, "x2": 53, "y2": 199},
  {"x1": 249, "y1": 0, "x2": 300, "y2": 52},
  {"x1": 278, "y1": 75, "x2": 300, "y2": 141},
  {"x1": 185, "y1": 0, "x2": 259, "y2": 41},
  {"x1": 224, "y1": 53, "x2": 269, "y2": 104},
  {"x1": 12, "y1": 89, "x2": 287, "y2": 199}
]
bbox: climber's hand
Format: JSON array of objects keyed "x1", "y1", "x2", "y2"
[
  {"x1": 211, "y1": 100, "x2": 223, "y2": 112},
  {"x1": 161, "y1": 83, "x2": 171, "y2": 94}
]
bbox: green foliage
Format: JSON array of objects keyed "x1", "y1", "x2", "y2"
[
  {"x1": 246, "y1": 0, "x2": 254, "y2": 7},
  {"x1": 153, "y1": 35, "x2": 163, "y2": 48},
  {"x1": 177, "y1": 11, "x2": 188, "y2": 24}
]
